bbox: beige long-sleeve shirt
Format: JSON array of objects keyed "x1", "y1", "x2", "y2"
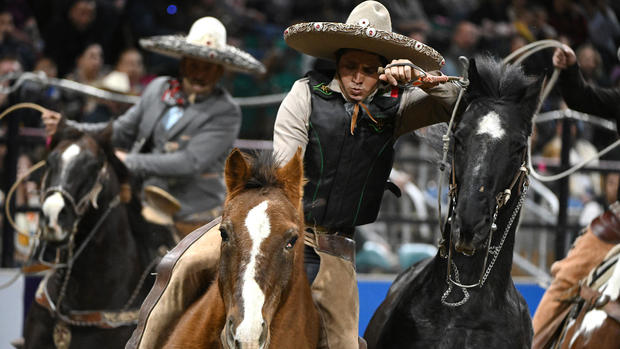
[{"x1": 273, "y1": 73, "x2": 460, "y2": 163}]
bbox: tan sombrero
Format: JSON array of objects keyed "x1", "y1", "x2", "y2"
[
  {"x1": 139, "y1": 16, "x2": 266, "y2": 75},
  {"x1": 94, "y1": 70, "x2": 136, "y2": 95},
  {"x1": 141, "y1": 185, "x2": 181, "y2": 226},
  {"x1": 284, "y1": 1, "x2": 444, "y2": 72}
]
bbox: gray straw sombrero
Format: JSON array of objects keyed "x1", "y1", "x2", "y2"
[
  {"x1": 139, "y1": 16, "x2": 266, "y2": 75},
  {"x1": 284, "y1": 1, "x2": 444, "y2": 72}
]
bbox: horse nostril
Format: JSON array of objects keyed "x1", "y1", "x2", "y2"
[
  {"x1": 259, "y1": 321, "x2": 268, "y2": 347},
  {"x1": 226, "y1": 318, "x2": 236, "y2": 348}
]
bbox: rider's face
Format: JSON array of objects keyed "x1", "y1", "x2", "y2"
[
  {"x1": 180, "y1": 57, "x2": 224, "y2": 95},
  {"x1": 337, "y1": 50, "x2": 382, "y2": 102}
]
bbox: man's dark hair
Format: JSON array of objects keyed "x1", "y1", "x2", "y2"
[{"x1": 334, "y1": 48, "x2": 388, "y2": 67}]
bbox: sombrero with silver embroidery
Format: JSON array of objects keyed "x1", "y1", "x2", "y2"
[
  {"x1": 284, "y1": 1, "x2": 444, "y2": 72},
  {"x1": 139, "y1": 16, "x2": 266, "y2": 75}
]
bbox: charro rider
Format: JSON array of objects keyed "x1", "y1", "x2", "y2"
[
  {"x1": 42, "y1": 16, "x2": 266, "y2": 238},
  {"x1": 532, "y1": 44, "x2": 620, "y2": 345},
  {"x1": 124, "y1": 2, "x2": 459, "y2": 348}
]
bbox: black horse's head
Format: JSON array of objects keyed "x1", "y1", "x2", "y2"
[
  {"x1": 450, "y1": 56, "x2": 542, "y2": 255},
  {"x1": 40, "y1": 123, "x2": 128, "y2": 243}
]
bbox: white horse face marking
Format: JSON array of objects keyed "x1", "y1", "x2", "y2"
[
  {"x1": 476, "y1": 111, "x2": 505, "y2": 140},
  {"x1": 41, "y1": 192, "x2": 67, "y2": 240},
  {"x1": 62, "y1": 144, "x2": 81, "y2": 165},
  {"x1": 236, "y1": 200, "x2": 270, "y2": 342},
  {"x1": 41, "y1": 144, "x2": 83, "y2": 240}
]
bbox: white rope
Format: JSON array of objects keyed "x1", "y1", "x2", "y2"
[{"x1": 503, "y1": 39, "x2": 620, "y2": 182}]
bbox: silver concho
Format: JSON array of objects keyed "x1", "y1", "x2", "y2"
[{"x1": 365, "y1": 27, "x2": 377, "y2": 37}]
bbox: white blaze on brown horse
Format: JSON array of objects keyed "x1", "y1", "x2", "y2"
[{"x1": 164, "y1": 148, "x2": 320, "y2": 349}]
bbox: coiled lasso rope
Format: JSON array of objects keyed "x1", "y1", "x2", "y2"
[
  {"x1": 0, "y1": 102, "x2": 50, "y2": 289},
  {"x1": 503, "y1": 39, "x2": 620, "y2": 182}
]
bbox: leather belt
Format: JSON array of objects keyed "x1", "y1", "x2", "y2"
[
  {"x1": 304, "y1": 227, "x2": 355, "y2": 262},
  {"x1": 590, "y1": 201, "x2": 620, "y2": 244}
]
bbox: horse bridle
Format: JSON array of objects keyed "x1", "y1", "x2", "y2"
[
  {"x1": 38, "y1": 162, "x2": 117, "y2": 267},
  {"x1": 439, "y1": 141, "x2": 530, "y2": 307}
]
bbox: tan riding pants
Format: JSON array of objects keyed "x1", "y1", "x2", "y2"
[
  {"x1": 531, "y1": 227, "x2": 614, "y2": 334},
  {"x1": 305, "y1": 232, "x2": 360, "y2": 349},
  {"x1": 127, "y1": 221, "x2": 360, "y2": 349}
]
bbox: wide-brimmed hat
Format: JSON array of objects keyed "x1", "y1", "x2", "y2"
[
  {"x1": 95, "y1": 70, "x2": 133, "y2": 95},
  {"x1": 141, "y1": 185, "x2": 181, "y2": 226},
  {"x1": 139, "y1": 16, "x2": 266, "y2": 75},
  {"x1": 284, "y1": 1, "x2": 444, "y2": 71}
]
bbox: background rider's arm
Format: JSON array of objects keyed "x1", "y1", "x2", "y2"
[
  {"x1": 65, "y1": 77, "x2": 164, "y2": 148},
  {"x1": 273, "y1": 78, "x2": 311, "y2": 164},
  {"x1": 395, "y1": 72, "x2": 460, "y2": 137},
  {"x1": 124, "y1": 102, "x2": 241, "y2": 177},
  {"x1": 559, "y1": 64, "x2": 620, "y2": 131}
]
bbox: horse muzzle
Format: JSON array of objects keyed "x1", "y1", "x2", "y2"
[{"x1": 222, "y1": 317, "x2": 269, "y2": 349}]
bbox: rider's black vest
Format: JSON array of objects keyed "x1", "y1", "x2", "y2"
[{"x1": 303, "y1": 71, "x2": 402, "y2": 228}]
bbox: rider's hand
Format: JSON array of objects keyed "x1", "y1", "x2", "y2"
[
  {"x1": 114, "y1": 149, "x2": 127, "y2": 163},
  {"x1": 380, "y1": 59, "x2": 423, "y2": 86},
  {"x1": 41, "y1": 109, "x2": 62, "y2": 137},
  {"x1": 552, "y1": 44, "x2": 577, "y2": 70}
]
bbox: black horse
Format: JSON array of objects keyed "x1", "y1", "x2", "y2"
[
  {"x1": 23, "y1": 124, "x2": 173, "y2": 348},
  {"x1": 364, "y1": 57, "x2": 542, "y2": 349}
]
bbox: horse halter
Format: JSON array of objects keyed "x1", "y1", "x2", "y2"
[{"x1": 440, "y1": 145, "x2": 530, "y2": 307}]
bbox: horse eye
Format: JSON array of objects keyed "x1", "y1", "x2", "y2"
[
  {"x1": 285, "y1": 236, "x2": 298, "y2": 250},
  {"x1": 220, "y1": 227, "x2": 229, "y2": 242}
]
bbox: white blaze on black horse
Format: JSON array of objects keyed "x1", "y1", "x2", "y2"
[{"x1": 364, "y1": 56, "x2": 542, "y2": 349}]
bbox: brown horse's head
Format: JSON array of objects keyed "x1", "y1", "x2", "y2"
[{"x1": 218, "y1": 148, "x2": 304, "y2": 349}]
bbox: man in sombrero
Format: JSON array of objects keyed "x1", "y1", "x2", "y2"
[
  {"x1": 42, "y1": 16, "x2": 265, "y2": 238},
  {"x1": 274, "y1": 1, "x2": 459, "y2": 347},
  {"x1": 122, "y1": 2, "x2": 460, "y2": 349}
]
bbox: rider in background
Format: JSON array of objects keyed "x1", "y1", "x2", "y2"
[
  {"x1": 532, "y1": 43, "x2": 620, "y2": 337},
  {"x1": 274, "y1": 2, "x2": 459, "y2": 347},
  {"x1": 41, "y1": 16, "x2": 265, "y2": 238}
]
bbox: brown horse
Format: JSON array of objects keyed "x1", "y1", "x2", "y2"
[
  {"x1": 539, "y1": 248, "x2": 620, "y2": 348},
  {"x1": 164, "y1": 148, "x2": 320, "y2": 349}
]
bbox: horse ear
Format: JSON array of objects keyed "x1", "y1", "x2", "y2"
[
  {"x1": 93, "y1": 122, "x2": 114, "y2": 148},
  {"x1": 49, "y1": 118, "x2": 70, "y2": 150},
  {"x1": 225, "y1": 148, "x2": 251, "y2": 198},
  {"x1": 464, "y1": 58, "x2": 484, "y2": 104},
  {"x1": 276, "y1": 147, "x2": 304, "y2": 209}
]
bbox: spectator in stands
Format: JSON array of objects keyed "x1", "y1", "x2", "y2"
[
  {"x1": 546, "y1": 0, "x2": 589, "y2": 48},
  {"x1": 575, "y1": 42, "x2": 610, "y2": 86},
  {"x1": 40, "y1": 0, "x2": 122, "y2": 76},
  {"x1": 63, "y1": 42, "x2": 107, "y2": 120},
  {"x1": 442, "y1": 20, "x2": 480, "y2": 76},
  {"x1": 532, "y1": 43, "x2": 620, "y2": 339},
  {"x1": 115, "y1": 47, "x2": 151, "y2": 95},
  {"x1": 0, "y1": 7, "x2": 35, "y2": 70}
]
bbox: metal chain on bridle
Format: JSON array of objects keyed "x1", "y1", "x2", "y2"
[{"x1": 440, "y1": 162, "x2": 530, "y2": 307}]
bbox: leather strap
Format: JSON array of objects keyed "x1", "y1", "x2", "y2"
[
  {"x1": 35, "y1": 278, "x2": 139, "y2": 328},
  {"x1": 580, "y1": 285, "x2": 620, "y2": 324},
  {"x1": 590, "y1": 201, "x2": 620, "y2": 244},
  {"x1": 126, "y1": 217, "x2": 222, "y2": 349}
]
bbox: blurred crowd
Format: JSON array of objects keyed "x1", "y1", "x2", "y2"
[{"x1": 1, "y1": 0, "x2": 620, "y2": 263}]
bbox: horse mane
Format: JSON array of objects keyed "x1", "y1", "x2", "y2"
[
  {"x1": 466, "y1": 55, "x2": 534, "y2": 103},
  {"x1": 243, "y1": 151, "x2": 283, "y2": 191}
]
